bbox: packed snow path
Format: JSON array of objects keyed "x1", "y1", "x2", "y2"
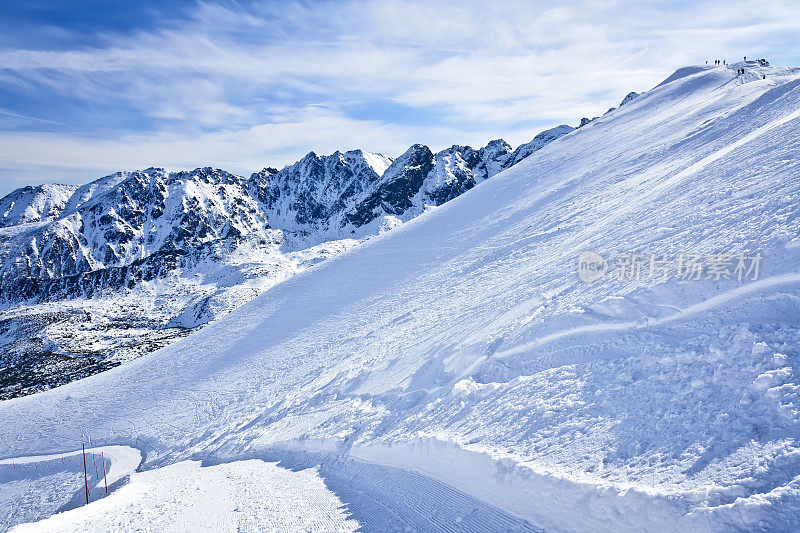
[
  {"x1": 4, "y1": 452, "x2": 540, "y2": 532},
  {"x1": 10, "y1": 460, "x2": 360, "y2": 533},
  {"x1": 2, "y1": 62, "x2": 800, "y2": 531}
]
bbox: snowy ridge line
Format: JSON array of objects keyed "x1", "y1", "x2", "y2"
[{"x1": 496, "y1": 271, "x2": 800, "y2": 358}]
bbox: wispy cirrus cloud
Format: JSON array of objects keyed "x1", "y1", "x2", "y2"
[{"x1": 1, "y1": 0, "x2": 799, "y2": 195}]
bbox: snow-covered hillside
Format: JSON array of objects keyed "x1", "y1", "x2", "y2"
[
  {"x1": 0, "y1": 184, "x2": 78, "y2": 227},
  {"x1": 0, "y1": 128, "x2": 573, "y2": 399},
  {"x1": 2, "y1": 61, "x2": 800, "y2": 531}
]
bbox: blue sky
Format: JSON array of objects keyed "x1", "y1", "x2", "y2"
[{"x1": 1, "y1": 0, "x2": 799, "y2": 196}]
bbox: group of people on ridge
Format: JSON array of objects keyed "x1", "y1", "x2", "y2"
[{"x1": 705, "y1": 56, "x2": 767, "y2": 79}]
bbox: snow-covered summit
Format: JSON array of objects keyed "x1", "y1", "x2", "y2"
[
  {"x1": 0, "y1": 183, "x2": 77, "y2": 227},
  {"x1": 619, "y1": 91, "x2": 640, "y2": 106}
]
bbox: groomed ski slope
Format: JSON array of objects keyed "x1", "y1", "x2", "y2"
[{"x1": 2, "y1": 62, "x2": 800, "y2": 531}]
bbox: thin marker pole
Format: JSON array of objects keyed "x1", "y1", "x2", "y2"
[
  {"x1": 102, "y1": 452, "x2": 108, "y2": 494},
  {"x1": 82, "y1": 444, "x2": 89, "y2": 505}
]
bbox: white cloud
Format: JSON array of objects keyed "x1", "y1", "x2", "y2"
[
  {"x1": 1, "y1": 0, "x2": 799, "y2": 194},
  {"x1": 0, "y1": 106, "x2": 468, "y2": 182}
]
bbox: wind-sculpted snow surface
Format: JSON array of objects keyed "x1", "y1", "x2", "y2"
[{"x1": 2, "y1": 63, "x2": 800, "y2": 531}]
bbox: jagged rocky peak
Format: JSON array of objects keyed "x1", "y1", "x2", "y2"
[
  {"x1": 340, "y1": 128, "x2": 577, "y2": 234},
  {"x1": 246, "y1": 148, "x2": 393, "y2": 231},
  {"x1": 0, "y1": 166, "x2": 272, "y2": 300},
  {"x1": 620, "y1": 91, "x2": 640, "y2": 106},
  {"x1": 63, "y1": 169, "x2": 160, "y2": 214},
  {"x1": 341, "y1": 144, "x2": 434, "y2": 229},
  {"x1": 64, "y1": 167, "x2": 244, "y2": 216},
  {"x1": 167, "y1": 166, "x2": 245, "y2": 186},
  {"x1": 479, "y1": 139, "x2": 514, "y2": 177},
  {"x1": 423, "y1": 144, "x2": 497, "y2": 205},
  {"x1": 0, "y1": 183, "x2": 78, "y2": 227},
  {"x1": 482, "y1": 138, "x2": 513, "y2": 153},
  {"x1": 375, "y1": 143, "x2": 436, "y2": 209}
]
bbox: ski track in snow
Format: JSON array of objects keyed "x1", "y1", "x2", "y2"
[
  {"x1": 2, "y1": 63, "x2": 800, "y2": 531},
  {"x1": 497, "y1": 271, "x2": 800, "y2": 357}
]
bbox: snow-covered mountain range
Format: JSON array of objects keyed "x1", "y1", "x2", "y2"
[
  {"x1": 2, "y1": 60, "x2": 799, "y2": 531},
  {"x1": 0, "y1": 123, "x2": 585, "y2": 398}
]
